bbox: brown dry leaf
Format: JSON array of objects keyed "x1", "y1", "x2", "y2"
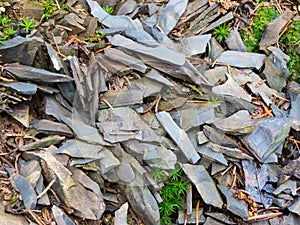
[{"x1": 209, "y1": 0, "x2": 240, "y2": 14}]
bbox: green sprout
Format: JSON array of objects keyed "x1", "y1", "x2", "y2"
[
  {"x1": 61, "y1": 4, "x2": 69, "y2": 10},
  {"x1": 43, "y1": 0, "x2": 58, "y2": 19},
  {"x1": 158, "y1": 166, "x2": 188, "y2": 225},
  {"x1": 19, "y1": 17, "x2": 35, "y2": 31},
  {"x1": 103, "y1": 5, "x2": 113, "y2": 14},
  {"x1": 3, "y1": 26, "x2": 17, "y2": 36},
  {"x1": 213, "y1": 23, "x2": 231, "y2": 42},
  {"x1": 0, "y1": 15, "x2": 11, "y2": 26}
]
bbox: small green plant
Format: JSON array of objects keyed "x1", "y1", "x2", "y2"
[
  {"x1": 208, "y1": 96, "x2": 222, "y2": 104},
  {"x1": 61, "y1": 4, "x2": 68, "y2": 10},
  {"x1": 158, "y1": 166, "x2": 188, "y2": 225},
  {"x1": 19, "y1": 17, "x2": 35, "y2": 31},
  {"x1": 241, "y1": 4, "x2": 278, "y2": 52},
  {"x1": 280, "y1": 21, "x2": 300, "y2": 82},
  {"x1": 104, "y1": 5, "x2": 113, "y2": 14},
  {"x1": 3, "y1": 26, "x2": 17, "y2": 36},
  {"x1": 213, "y1": 23, "x2": 231, "y2": 42},
  {"x1": 43, "y1": 0, "x2": 58, "y2": 19},
  {"x1": 0, "y1": 15, "x2": 11, "y2": 26}
]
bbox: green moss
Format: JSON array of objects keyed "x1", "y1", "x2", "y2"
[
  {"x1": 279, "y1": 21, "x2": 300, "y2": 82},
  {"x1": 241, "y1": 4, "x2": 278, "y2": 52},
  {"x1": 213, "y1": 23, "x2": 231, "y2": 42},
  {"x1": 157, "y1": 166, "x2": 188, "y2": 225}
]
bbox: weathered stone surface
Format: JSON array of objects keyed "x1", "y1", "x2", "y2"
[
  {"x1": 4, "y1": 63, "x2": 73, "y2": 84},
  {"x1": 259, "y1": 10, "x2": 296, "y2": 50},
  {"x1": 156, "y1": 112, "x2": 200, "y2": 163},
  {"x1": 242, "y1": 118, "x2": 291, "y2": 162},
  {"x1": 114, "y1": 202, "x2": 128, "y2": 225},
  {"x1": 0, "y1": 82, "x2": 37, "y2": 95},
  {"x1": 19, "y1": 135, "x2": 65, "y2": 151},
  {"x1": 0, "y1": 36, "x2": 43, "y2": 66},
  {"x1": 52, "y1": 205, "x2": 76, "y2": 225},
  {"x1": 61, "y1": 13, "x2": 86, "y2": 34},
  {"x1": 180, "y1": 34, "x2": 211, "y2": 56},
  {"x1": 288, "y1": 197, "x2": 300, "y2": 216},
  {"x1": 181, "y1": 164, "x2": 223, "y2": 208},
  {"x1": 31, "y1": 119, "x2": 73, "y2": 137},
  {"x1": 0, "y1": 204, "x2": 29, "y2": 225},
  {"x1": 225, "y1": 28, "x2": 247, "y2": 52},
  {"x1": 217, "y1": 51, "x2": 266, "y2": 70},
  {"x1": 263, "y1": 52, "x2": 290, "y2": 91},
  {"x1": 212, "y1": 110, "x2": 254, "y2": 135},
  {"x1": 218, "y1": 185, "x2": 248, "y2": 219}
]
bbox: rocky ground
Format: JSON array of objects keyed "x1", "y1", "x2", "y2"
[{"x1": 0, "y1": 0, "x2": 300, "y2": 224}]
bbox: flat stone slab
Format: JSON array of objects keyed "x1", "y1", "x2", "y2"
[{"x1": 217, "y1": 51, "x2": 267, "y2": 70}]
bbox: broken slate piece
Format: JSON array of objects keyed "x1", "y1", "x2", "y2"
[
  {"x1": 110, "y1": 35, "x2": 185, "y2": 66},
  {"x1": 267, "y1": 46, "x2": 290, "y2": 63},
  {"x1": 4, "y1": 63, "x2": 73, "y2": 83},
  {"x1": 156, "y1": 112, "x2": 200, "y2": 164},
  {"x1": 177, "y1": 208, "x2": 206, "y2": 224},
  {"x1": 61, "y1": 116, "x2": 110, "y2": 146},
  {"x1": 31, "y1": 119, "x2": 73, "y2": 137},
  {"x1": 197, "y1": 131, "x2": 209, "y2": 145},
  {"x1": 114, "y1": 202, "x2": 128, "y2": 225},
  {"x1": 180, "y1": 34, "x2": 211, "y2": 56},
  {"x1": 212, "y1": 110, "x2": 254, "y2": 135},
  {"x1": 156, "y1": 0, "x2": 188, "y2": 34},
  {"x1": 218, "y1": 185, "x2": 248, "y2": 219},
  {"x1": 263, "y1": 52, "x2": 290, "y2": 92},
  {"x1": 225, "y1": 28, "x2": 247, "y2": 52},
  {"x1": 259, "y1": 10, "x2": 296, "y2": 50},
  {"x1": 204, "y1": 217, "x2": 226, "y2": 225},
  {"x1": 212, "y1": 76, "x2": 252, "y2": 102},
  {"x1": 0, "y1": 36, "x2": 43, "y2": 66},
  {"x1": 201, "y1": 12, "x2": 234, "y2": 34},
  {"x1": 144, "y1": 69, "x2": 174, "y2": 88},
  {"x1": 19, "y1": 135, "x2": 65, "y2": 151},
  {"x1": 0, "y1": 82, "x2": 37, "y2": 95},
  {"x1": 100, "y1": 90, "x2": 143, "y2": 108},
  {"x1": 11, "y1": 173, "x2": 37, "y2": 210},
  {"x1": 242, "y1": 118, "x2": 291, "y2": 162},
  {"x1": 52, "y1": 205, "x2": 75, "y2": 225},
  {"x1": 196, "y1": 142, "x2": 228, "y2": 166},
  {"x1": 205, "y1": 212, "x2": 236, "y2": 224},
  {"x1": 210, "y1": 143, "x2": 253, "y2": 160},
  {"x1": 288, "y1": 197, "x2": 300, "y2": 216},
  {"x1": 273, "y1": 180, "x2": 297, "y2": 196},
  {"x1": 217, "y1": 51, "x2": 266, "y2": 70},
  {"x1": 181, "y1": 164, "x2": 223, "y2": 208},
  {"x1": 203, "y1": 125, "x2": 239, "y2": 148}
]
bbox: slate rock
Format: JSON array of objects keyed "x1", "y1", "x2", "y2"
[
  {"x1": 259, "y1": 10, "x2": 296, "y2": 50},
  {"x1": 242, "y1": 117, "x2": 291, "y2": 162},
  {"x1": 31, "y1": 119, "x2": 73, "y2": 137},
  {"x1": 273, "y1": 180, "x2": 297, "y2": 196},
  {"x1": 156, "y1": 112, "x2": 200, "y2": 164},
  {"x1": 180, "y1": 34, "x2": 211, "y2": 56},
  {"x1": 218, "y1": 185, "x2": 248, "y2": 219},
  {"x1": 0, "y1": 82, "x2": 37, "y2": 95},
  {"x1": 4, "y1": 63, "x2": 73, "y2": 84},
  {"x1": 217, "y1": 51, "x2": 266, "y2": 70},
  {"x1": 205, "y1": 212, "x2": 236, "y2": 224},
  {"x1": 52, "y1": 205, "x2": 75, "y2": 225},
  {"x1": 263, "y1": 52, "x2": 290, "y2": 91},
  {"x1": 212, "y1": 110, "x2": 254, "y2": 135},
  {"x1": 19, "y1": 135, "x2": 65, "y2": 151},
  {"x1": 204, "y1": 217, "x2": 226, "y2": 225},
  {"x1": 181, "y1": 164, "x2": 223, "y2": 208},
  {"x1": 288, "y1": 197, "x2": 300, "y2": 216},
  {"x1": 114, "y1": 202, "x2": 128, "y2": 225},
  {"x1": 61, "y1": 13, "x2": 85, "y2": 34},
  {"x1": 100, "y1": 90, "x2": 144, "y2": 108},
  {"x1": 0, "y1": 204, "x2": 28, "y2": 225},
  {"x1": 0, "y1": 36, "x2": 43, "y2": 66},
  {"x1": 11, "y1": 173, "x2": 37, "y2": 210},
  {"x1": 225, "y1": 28, "x2": 247, "y2": 52},
  {"x1": 212, "y1": 76, "x2": 252, "y2": 102}
]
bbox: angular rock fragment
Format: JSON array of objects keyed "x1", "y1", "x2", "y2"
[
  {"x1": 31, "y1": 119, "x2": 73, "y2": 137},
  {"x1": 100, "y1": 90, "x2": 144, "y2": 108},
  {"x1": 218, "y1": 185, "x2": 248, "y2": 219},
  {"x1": 212, "y1": 110, "x2": 254, "y2": 135},
  {"x1": 210, "y1": 143, "x2": 253, "y2": 160},
  {"x1": 4, "y1": 63, "x2": 73, "y2": 83},
  {"x1": 180, "y1": 34, "x2": 211, "y2": 56},
  {"x1": 156, "y1": 112, "x2": 200, "y2": 163},
  {"x1": 19, "y1": 135, "x2": 65, "y2": 151},
  {"x1": 225, "y1": 28, "x2": 247, "y2": 52},
  {"x1": 212, "y1": 76, "x2": 252, "y2": 102},
  {"x1": 26, "y1": 147, "x2": 105, "y2": 220},
  {"x1": 273, "y1": 180, "x2": 297, "y2": 196},
  {"x1": 0, "y1": 82, "x2": 37, "y2": 95},
  {"x1": 177, "y1": 208, "x2": 206, "y2": 224},
  {"x1": 288, "y1": 197, "x2": 300, "y2": 216},
  {"x1": 0, "y1": 36, "x2": 43, "y2": 65},
  {"x1": 52, "y1": 205, "x2": 75, "y2": 225},
  {"x1": 196, "y1": 142, "x2": 228, "y2": 166},
  {"x1": 259, "y1": 10, "x2": 296, "y2": 50},
  {"x1": 205, "y1": 212, "x2": 236, "y2": 224},
  {"x1": 217, "y1": 51, "x2": 266, "y2": 70},
  {"x1": 11, "y1": 173, "x2": 37, "y2": 210},
  {"x1": 263, "y1": 52, "x2": 290, "y2": 91},
  {"x1": 114, "y1": 202, "x2": 128, "y2": 225},
  {"x1": 241, "y1": 118, "x2": 291, "y2": 162},
  {"x1": 204, "y1": 217, "x2": 226, "y2": 225},
  {"x1": 181, "y1": 164, "x2": 223, "y2": 208}
]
